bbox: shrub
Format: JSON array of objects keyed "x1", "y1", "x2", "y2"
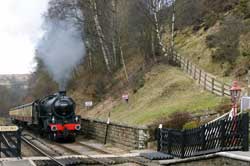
[
  {"x1": 206, "y1": 16, "x2": 242, "y2": 65},
  {"x1": 130, "y1": 69, "x2": 145, "y2": 94},
  {"x1": 152, "y1": 111, "x2": 192, "y2": 130},
  {"x1": 214, "y1": 99, "x2": 231, "y2": 114},
  {"x1": 94, "y1": 80, "x2": 106, "y2": 101},
  {"x1": 205, "y1": 34, "x2": 219, "y2": 48},
  {"x1": 183, "y1": 121, "x2": 199, "y2": 130},
  {"x1": 235, "y1": 0, "x2": 250, "y2": 19},
  {"x1": 203, "y1": 13, "x2": 220, "y2": 30}
]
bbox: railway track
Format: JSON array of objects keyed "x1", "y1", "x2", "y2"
[
  {"x1": 21, "y1": 132, "x2": 155, "y2": 166},
  {"x1": 22, "y1": 133, "x2": 63, "y2": 156},
  {"x1": 21, "y1": 134, "x2": 113, "y2": 165},
  {"x1": 55, "y1": 141, "x2": 154, "y2": 166},
  {"x1": 21, "y1": 135, "x2": 65, "y2": 166}
]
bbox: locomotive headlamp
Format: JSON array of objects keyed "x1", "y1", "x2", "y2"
[
  {"x1": 52, "y1": 117, "x2": 55, "y2": 123},
  {"x1": 75, "y1": 125, "x2": 81, "y2": 130},
  {"x1": 75, "y1": 116, "x2": 79, "y2": 122},
  {"x1": 51, "y1": 125, "x2": 57, "y2": 131}
]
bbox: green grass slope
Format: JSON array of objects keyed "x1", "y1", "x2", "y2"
[{"x1": 80, "y1": 65, "x2": 225, "y2": 125}]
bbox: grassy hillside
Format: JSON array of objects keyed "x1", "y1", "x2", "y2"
[
  {"x1": 79, "y1": 65, "x2": 226, "y2": 125},
  {"x1": 30, "y1": 0, "x2": 243, "y2": 127}
]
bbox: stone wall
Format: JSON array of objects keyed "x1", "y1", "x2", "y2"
[{"x1": 81, "y1": 118, "x2": 150, "y2": 149}]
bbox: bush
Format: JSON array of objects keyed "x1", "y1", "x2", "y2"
[
  {"x1": 94, "y1": 80, "x2": 106, "y2": 101},
  {"x1": 214, "y1": 99, "x2": 231, "y2": 114},
  {"x1": 235, "y1": 0, "x2": 250, "y2": 19},
  {"x1": 183, "y1": 121, "x2": 199, "y2": 130},
  {"x1": 130, "y1": 69, "x2": 145, "y2": 94},
  {"x1": 206, "y1": 16, "x2": 242, "y2": 64},
  {"x1": 205, "y1": 34, "x2": 219, "y2": 48},
  {"x1": 203, "y1": 13, "x2": 219, "y2": 30},
  {"x1": 152, "y1": 111, "x2": 192, "y2": 130},
  {"x1": 203, "y1": 0, "x2": 238, "y2": 13},
  {"x1": 175, "y1": 0, "x2": 205, "y2": 30}
]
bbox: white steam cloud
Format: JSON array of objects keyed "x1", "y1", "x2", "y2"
[{"x1": 37, "y1": 19, "x2": 85, "y2": 90}]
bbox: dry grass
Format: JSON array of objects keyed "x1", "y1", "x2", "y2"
[{"x1": 174, "y1": 27, "x2": 232, "y2": 83}]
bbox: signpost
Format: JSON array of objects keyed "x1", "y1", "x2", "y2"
[
  {"x1": 85, "y1": 101, "x2": 93, "y2": 107},
  {"x1": 0, "y1": 126, "x2": 18, "y2": 132},
  {"x1": 0, "y1": 125, "x2": 21, "y2": 157},
  {"x1": 85, "y1": 101, "x2": 93, "y2": 110},
  {"x1": 122, "y1": 94, "x2": 129, "y2": 103}
]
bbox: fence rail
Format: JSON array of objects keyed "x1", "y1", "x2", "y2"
[
  {"x1": 172, "y1": 54, "x2": 231, "y2": 97},
  {"x1": 157, "y1": 113, "x2": 249, "y2": 158}
]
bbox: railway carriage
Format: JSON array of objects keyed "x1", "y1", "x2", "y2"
[
  {"x1": 10, "y1": 103, "x2": 34, "y2": 124},
  {"x1": 9, "y1": 91, "x2": 81, "y2": 141}
]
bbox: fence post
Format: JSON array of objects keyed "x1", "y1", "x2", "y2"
[
  {"x1": 180, "y1": 56, "x2": 183, "y2": 69},
  {"x1": 211, "y1": 78, "x2": 214, "y2": 93},
  {"x1": 189, "y1": 63, "x2": 192, "y2": 75},
  {"x1": 201, "y1": 125, "x2": 206, "y2": 151},
  {"x1": 220, "y1": 120, "x2": 225, "y2": 149},
  {"x1": 222, "y1": 83, "x2": 225, "y2": 96},
  {"x1": 157, "y1": 128, "x2": 161, "y2": 152},
  {"x1": 181, "y1": 131, "x2": 185, "y2": 158},
  {"x1": 242, "y1": 113, "x2": 249, "y2": 151},
  {"x1": 193, "y1": 66, "x2": 196, "y2": 79},
  {"x1": 198, "y1": 70, "x2": 202, "y2": 84},
  {"x1": 175, "y1": 53, "x2": 177, "y2": 63},
  {"x1": 204, "y1": 74, "x2": 207, "y2": 90}
]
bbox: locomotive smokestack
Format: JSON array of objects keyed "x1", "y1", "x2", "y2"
[{"x1": 59, "y1": 90, "x2": 66, "y2": 96}]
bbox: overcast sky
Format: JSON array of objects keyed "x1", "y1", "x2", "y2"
[{"x1": 0, "y1": 0, "x2": 49, "y2": 74}]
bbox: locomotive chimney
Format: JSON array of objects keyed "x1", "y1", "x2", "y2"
[{"x1": 59, "y1": 90, "x2": 66, "y2": 96}]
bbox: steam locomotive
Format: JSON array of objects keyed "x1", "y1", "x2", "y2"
[{"x1": 9, "y1": 91, "x2": 81, "y2": 141}]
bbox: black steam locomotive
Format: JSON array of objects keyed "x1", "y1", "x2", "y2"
[{"x1": 9, "y1": 91, "x2": 81, "y2": 141}]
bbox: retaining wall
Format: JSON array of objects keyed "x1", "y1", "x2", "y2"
[{"x1": 81, "y1": 118, "x2": 150, "y2": 149}]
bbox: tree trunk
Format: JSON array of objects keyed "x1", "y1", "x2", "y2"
[
  {"x1": 111, "y1": 0, "x2": 118, "y2": 68},
  {"x1": 119, "y1": 37, "x2": 129, "y2": 83},
  {"x1": 151, "y1": 31, "x2": 157, "y2": 62},
  {"x1": 152, "y1": 0, "x2": 168, "y2": 57},
  {"x1": 171, "y1": 0, "x2": 176, "y2": 57},
  {"x1": 90, "y1": 0, "x2": 112, "y2": 73}
]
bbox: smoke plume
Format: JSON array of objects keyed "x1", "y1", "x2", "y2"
[{"x1": 36, "y1": 19, "x2": 85, "y2": 90}]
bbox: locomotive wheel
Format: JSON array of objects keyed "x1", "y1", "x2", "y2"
[
  {"x1": 68, "y1": 136, "x2": 75, "y2": 142},
  {"x1": 48, "y1": 132, "x2": 57, "y2": 141},
  {"x1": 39, "y1": 131, "x2": 46, "y2": 138}
]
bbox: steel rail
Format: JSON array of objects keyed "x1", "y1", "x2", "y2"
[
  {"x1": 22, "y1": 132, "x2": 150, "y2": 166},
  {"x1": 21, "y1": 136, "x2": 65, "y2": 166},
  {"x1": 22, "y1": 133, "x2": 63, "y2": 156},
  {"x1": 53, "y1": 141, "x2": 110, "y2": 166},
  {"x1": 73, "y1": 142, "x2": 151, "y2": 166}
]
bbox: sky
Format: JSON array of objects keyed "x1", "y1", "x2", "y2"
[{"x1": 0, "y1": 0, "x2": 49, "y2": 74}]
